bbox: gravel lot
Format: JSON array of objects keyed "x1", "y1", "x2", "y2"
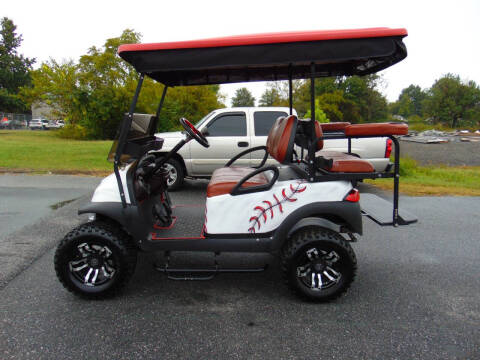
[{"x1": 400, "y1": 139, "x2": 480, "y2": 166}]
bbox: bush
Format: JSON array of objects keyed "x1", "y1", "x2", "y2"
[
  {"x1": 407, "y1": 114, "x2": 422, "y2": 123},
  {"x1": 56, "y1": 124, "x2": 89, "y2": 140}
]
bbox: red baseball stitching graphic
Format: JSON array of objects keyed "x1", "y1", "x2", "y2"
[
  {"x1": 203, "y1": 206, "x2": 208, "y2": 234},
  {"x1": 248, "y1": 181, "x2": 307, "y2": 233}
]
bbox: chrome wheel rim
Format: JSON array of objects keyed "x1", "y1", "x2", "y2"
[
  {"x1": 296, "y1": 247, "x2": 342, "y2": 291},
  {"x1": 68, "y1": 243, "x2": 116, "y2": 287},
  {"x1": 162, "y1": 163, "x2": 177, "y2": 186}
]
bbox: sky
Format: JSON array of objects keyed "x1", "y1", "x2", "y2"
[{"x1": 3, "y1": 0, "x2": 480, "y2": 105}]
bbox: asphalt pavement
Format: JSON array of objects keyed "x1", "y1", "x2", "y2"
[
  {"x1": 0, "y1": 174, "x2": 102, "y2": 287},
  {"x1": 1, "y1": 176, "x2": 479, "y2": 359},
  {"x1": 0, "y1": 174, "x2": 101, "y2": 238}
]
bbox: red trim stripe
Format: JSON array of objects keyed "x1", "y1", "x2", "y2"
[
  {"x1": 118, "y1": 28, "x2": 407, "y2": 54},
  {"x1": 150, "y1": 235, "x2": 205, "y2": 240}
]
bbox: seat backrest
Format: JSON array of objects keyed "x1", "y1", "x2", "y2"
[
  {"x1": 266, "y1": 115, "x2": 298, "y2": 164},
  {"x1": 295, "y1": 119, "x2": 324, "y2": 151},
  {"x1": 314, "y1": 121, "x2": 324, "y2": 151}
]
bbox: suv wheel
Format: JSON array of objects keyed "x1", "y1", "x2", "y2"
[{"x1": 162, "y1": 158, "x2": 184, "y2": 191}]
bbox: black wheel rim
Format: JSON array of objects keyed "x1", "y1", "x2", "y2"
[
  {"x1": 68, "y1": 242, "x2": 117, "y2": 287},
  {"x1": 295, "y1": 246, "x2": 343, "y2": 291}
]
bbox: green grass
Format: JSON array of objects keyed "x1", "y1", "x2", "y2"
[
  {"x1": 0, "y1": 130, "x2": 111, "y2": 175},
  {"x1": 2, "y1": 130, "x2": 480, "y2": 195},
  {"x1": 366, "y1": 156, "x2": 480, "y2": 196}
]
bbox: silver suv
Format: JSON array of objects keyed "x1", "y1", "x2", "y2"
[
  {"x1": 156, "y1": 107, "x2": 390, "y2": 189},
  {"x1": 29, "y1": 119, "x2": 49, "y2": 130}
]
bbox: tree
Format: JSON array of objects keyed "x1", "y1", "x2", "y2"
[
  {"x1": 0, "y1": 17, "x2": 35, "y2": 112},
  {"x1": 304, "y1": 99, "x2": 329, "y2": 123},
  {"x1": 259, "y1": 88, "x2": 282, "y2": 107},
  {"x1": 21, "y1": 30, "x2": 224, "y2": 139},
  {"x1": 423, "y1": 74, "x2": 480, "y2": 128},
  {"x1": 231, "y1": 87, "x2": 255, "y2": 107},
  {"x1": 390, "y1": 84, "x2": 427, "y2": 118},
  {"x1": 338, "y1": 75, "x2": 388, "y2": 122},
  {"x1": 293, "y1": 75, "x2": 388, "y2": 122}
]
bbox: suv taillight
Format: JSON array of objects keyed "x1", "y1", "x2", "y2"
[
  {"x1": 344, "y1": 189, "x2": 360, "y2": 202},
  {"x1": 385, "y1": 138, "x2": 393, "y2": 158}
]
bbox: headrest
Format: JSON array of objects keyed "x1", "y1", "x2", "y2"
[{"x1": 266, "y1": 115, "x2": 298, "y2": 164}]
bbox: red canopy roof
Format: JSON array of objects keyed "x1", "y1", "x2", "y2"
[
  {"x1": 118, "y1": 27, "x2": 408, "y2": 86},
  {"x1": 118, "y1": 27, "x2": 407, "y2": 53}
]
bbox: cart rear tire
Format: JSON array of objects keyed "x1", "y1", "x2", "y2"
[
  {"x1": 281, "y1": 227, "x2": 356, "y2": 302},
  {"x1": 54, "y1": 221, "x2": 137, "y2": 299}
]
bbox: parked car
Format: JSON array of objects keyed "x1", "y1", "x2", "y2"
[
  {"x1": 0, "y1": 117, "x2": 27, "y2": 129},
  {"x1": 155, "y1": 107, "x2": 392, "y2": 189},
  {"x1": 52, "y1": 120, "x2": 65, "y2": 128},
  {"x1": 0, "y1": 116, "x2": 12, "y2": 129},
  {"x1": 49, "y1": 120, "x2": 65, "y2": 129},
  {"x1": 29, "y1": 118, "x2": 47, "y2": 130}
]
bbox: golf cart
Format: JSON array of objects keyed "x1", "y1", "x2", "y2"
[{"x1": 55, "y1": 27, "x2": 417, "y2": 302}]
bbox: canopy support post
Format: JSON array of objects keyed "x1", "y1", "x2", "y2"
[
  {"x1": 153, "y1": 85, "x2": 168, "y2": 132},
  {"x1": 114, "y1": 73, "x2": 145, "y2": 208},
  {"x1": 391, "y1": 135, "x2": 400, "y2": 226},
  {"x1": 308, "y1": 63, "x2": 316, "y2": 180},
  {"x1": 288, "y1": 65, "x2": 293, "y2": 115},
  {"x1": 156, "y1": 86, "x2": 168, "y2": 118}
]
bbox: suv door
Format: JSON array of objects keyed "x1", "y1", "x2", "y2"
[
  {"x1": 249, "y1": 110, "x2": 288, "y2": 166},
  {"x1": 190, "y1": 111, "x2": 250, "y2": 175}
]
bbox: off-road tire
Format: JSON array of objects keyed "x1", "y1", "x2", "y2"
[
  {"x1": 54, "y1": 221, "x2": 137, "y2": 299},
  {"x1": 281, "y1": 227, "x2": 357, "y2": 302},
  {"x1": 164, "y1": 158, "x2": 184, "y2": 191}
]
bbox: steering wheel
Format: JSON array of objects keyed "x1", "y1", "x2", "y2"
[{"x1": 180, "y1": 118, "x2": 209, "y2": 148}]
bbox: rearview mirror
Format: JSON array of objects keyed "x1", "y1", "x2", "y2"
[{"x1": 201, "y1": 127, "x2": 209, "y2": 136}]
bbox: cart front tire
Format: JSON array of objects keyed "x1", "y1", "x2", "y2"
[
  {"x1": 281, "y1": 227, "x2": 356, "y2": 302},
  {"x1": 54, "y1": 221, "x2": 137, "y2": 299}
]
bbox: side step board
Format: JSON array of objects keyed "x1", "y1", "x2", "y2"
[
  {"x1": 360, "y1": 193, "x2": 418, "y2": 226},
  {"x1": 154, "y1": 252, "x2": 268, "y2": 281}
]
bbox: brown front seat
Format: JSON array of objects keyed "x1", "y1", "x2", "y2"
[
  {"x1": 265, "y1": 115, "x2": 298, "y2": 164},
  {"x1": 207, "y1": 115, "x2": 298, "y2": 197},
  {"x1": 207, "y1": 167, "x2": 270, "y2": 197}
]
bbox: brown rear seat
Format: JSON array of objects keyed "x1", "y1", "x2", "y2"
[
  {"x1": 312, "y1": 122, "x2": 375, "y2": 173},
  {"x1": 317, "y1": 151, "x2": 374, "y2": 173},
  {"x1": 320, "y1": 122, "x2": 351, "y2": 132},
  {"x1": 344, "y1": 123, "x2": 408, "y2": 136}
]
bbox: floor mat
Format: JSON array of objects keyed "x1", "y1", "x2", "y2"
[{"x1": 151, "y1": 204, "x2": 205, "y2": 240}]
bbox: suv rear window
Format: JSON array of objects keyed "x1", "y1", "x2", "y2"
[{"x1": 254, "y1": 111, "x2": 287, "y2": 135}]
